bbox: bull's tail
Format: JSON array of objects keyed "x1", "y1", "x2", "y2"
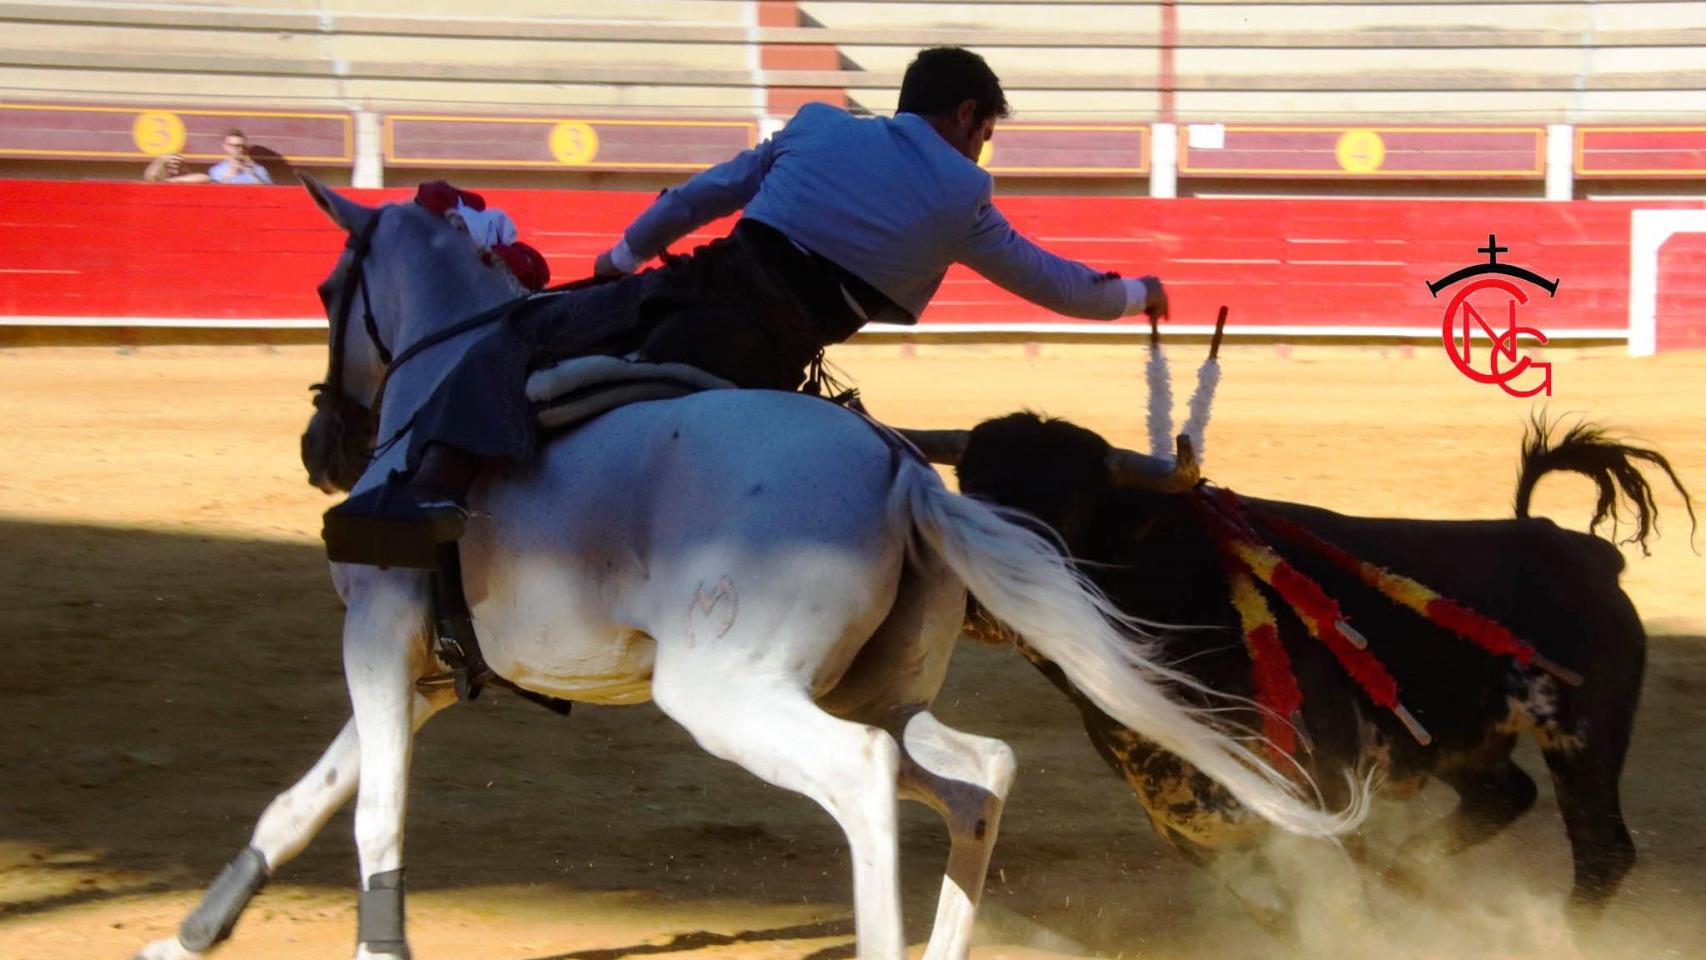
[
  {"x1": 1515, "y1": 414, "x2": 1696, "y2": 553},
  {"x1": 894, "y1": 459, "x2": 1366, "y2": 839}
]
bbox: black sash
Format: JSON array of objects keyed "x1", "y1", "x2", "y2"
[{"x1": 734, "y1": 220, "x2": 912, "y2": 340}]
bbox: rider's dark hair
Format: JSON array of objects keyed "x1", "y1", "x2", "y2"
[{"x1": 897, "y1": 47, "x2": 1010, "y2": 123}]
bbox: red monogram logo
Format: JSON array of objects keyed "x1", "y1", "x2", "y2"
[{"x1": 1427, "y1": 236, "x2": 1559, "y2": 398}]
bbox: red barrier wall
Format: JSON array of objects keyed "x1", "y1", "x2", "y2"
[{"x1": 1, "y1": 180, "x2": 1702, "y2": 346}]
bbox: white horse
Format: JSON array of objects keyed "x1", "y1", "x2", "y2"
[{"x1": 136, "y1": 178, "x2": 1359, "y2": 960}]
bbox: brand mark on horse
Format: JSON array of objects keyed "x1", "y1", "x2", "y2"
[{"x1": 685, "y1": 576, "x2": 739, "y2": 645}]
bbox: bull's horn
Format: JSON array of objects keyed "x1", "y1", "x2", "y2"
[
  {"x1": 1106, "y1": 433, "x2": 1201, "y2": 492},
  {"x1": 895, "y1": 428, "x2": 970, "y2": 466}
]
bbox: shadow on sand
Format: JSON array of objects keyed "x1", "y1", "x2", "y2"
[{"x1": 2, "y1": 517, "x2": 1703, "y2": 957}]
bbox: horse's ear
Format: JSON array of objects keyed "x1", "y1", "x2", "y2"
[{"x1": 301, "y1": 172, "x2": 376, "y2": 234}]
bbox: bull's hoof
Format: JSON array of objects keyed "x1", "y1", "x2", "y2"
[{"x1": 1378, "y1": 860, "x2": 1429, "y2": 897}]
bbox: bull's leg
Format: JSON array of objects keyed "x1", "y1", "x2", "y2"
[
  {"x1": 1167, "y1": 833, "x2": 1297, "y2": 939},
  {"x1": 133, "y1": 688, "x2": 455, "y2": 960},
  {"x1": 652, "y1": 664, "x2": 905, "y2": 960},
  {"x1": 1437, "y1": 758, "x2": 1540, "y2": 852},
  {"x1": 1542, "y1": 637, "x2": 1641, "y2": 920},
  {"x1": 1384, "y1": 748, "x2": 1538, "y2": 893},
  {"x1": 889, "y1": 710, "x2": 1016, "y2": 960},
  {"x1": 1541, "y1": 744, "x2": 1636, "y2": 916}
]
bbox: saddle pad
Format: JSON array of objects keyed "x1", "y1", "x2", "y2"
[{"x1": 526, "y1": 355, "x2": 735, "y2": 432}]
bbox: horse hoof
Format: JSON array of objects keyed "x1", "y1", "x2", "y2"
[{"x1": 134, "y1": 936, "x2": 203, "y2": 960}]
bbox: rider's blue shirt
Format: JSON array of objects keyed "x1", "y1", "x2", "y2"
[{"x1": 620, "y1": 103, "x2": 1129, "y2": 322}]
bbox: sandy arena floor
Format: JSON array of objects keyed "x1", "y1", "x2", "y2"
[{"x1": 0, "y1": 340, "x2": 1702, "y2": 960}]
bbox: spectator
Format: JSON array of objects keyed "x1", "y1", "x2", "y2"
[
  {"x1": 142, "y1": 129, "x2": 273, "y2": 184},
  {"x1": 142, "y1": 153, "x2": 210, "y2": 183},
  {"x1": 207, "y1": 129, "x2": 272, "y2": 184}
]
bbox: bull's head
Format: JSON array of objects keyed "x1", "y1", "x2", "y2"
[{"x1": 899, "y1": 415, "x2": 1198, "y2": 548}]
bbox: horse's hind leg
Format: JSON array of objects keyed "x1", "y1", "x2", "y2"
[
  {"x1": 891, "y1": 710, "x2": 1016, "y2": 960},
  {"x1": 651, "y1": 664, "x2": 905, "y2": 960}
]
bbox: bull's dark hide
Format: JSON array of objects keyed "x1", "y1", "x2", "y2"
[{"x1": 956, "y1": 413, "x2": 1694, "y2": 923}]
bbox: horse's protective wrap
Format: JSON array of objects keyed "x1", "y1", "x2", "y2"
[
  {"x1": 176, "y1": 845, "x2": 267, "y2": 952},
  {"x1": 357, "y1": 868, "x2": 408, "y2": 958}
]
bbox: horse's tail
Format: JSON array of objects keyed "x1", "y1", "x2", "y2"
[
  {"x1": 894, "y1": 460, "x2": 1366, "y2": 839},
  {"x1": 1514, "y1": 414, "x2": 1697, "y2": 554}
]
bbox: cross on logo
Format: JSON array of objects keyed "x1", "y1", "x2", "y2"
[{"x1": 1426, "y1": 237, "x2": 1560, "y2": 398}]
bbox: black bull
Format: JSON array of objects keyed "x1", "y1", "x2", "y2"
[{"x1": 952, "y1": 413, "x2": 1694, "y2": 918}]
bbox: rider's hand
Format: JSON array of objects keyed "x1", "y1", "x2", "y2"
[
  {"x1": 593, "y1": 250, "x2": 622, "y2": 278},
  {"x1": 1119, "y1": 275, "x2": 1168, "y2": 321},
  {"x1": 1141, "y1": 276, "x2": 1169, "y2": 321},
  {"x1": 594, "y1": 239, "x2": 641, "y2": 278}
]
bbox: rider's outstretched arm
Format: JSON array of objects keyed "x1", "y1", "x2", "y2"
[{"x1": 958, "y1": 195, "x2": 1166, "y2": 321}]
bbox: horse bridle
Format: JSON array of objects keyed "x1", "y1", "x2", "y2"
[
  {"x1": 309, "y1": 206, "x2": 625, "y2": 475},
  {"x1": 309, "y1": 213, "x2": 390, "y2": 469}
]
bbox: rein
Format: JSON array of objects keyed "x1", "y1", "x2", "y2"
[
  {"x1": 311, "y1": 214, "x2": 387, "y2": 451},
  {"x1": 311, "y1": 214, "x2": 623, "y2": 474},
  {"x1": 382, "y1": 270, "x2": 620, "y2": 381},
  {"x1": 360, "y1": 271, "x2": 624, "y2": 462}
]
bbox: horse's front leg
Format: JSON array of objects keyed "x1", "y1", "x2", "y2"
[
  {"x1": 344, "y1": 569, "x2": 435, "y2": 960},
  {"x1": 134, "y1": 696, "x2": 455, "y2": 960},
  {"x1": 133, "y1": 568, "x2": 447, "y2": 960}
]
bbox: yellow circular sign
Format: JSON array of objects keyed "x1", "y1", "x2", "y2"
[
  {"x1": 548, "y1": 121, "x2": 600, "y2": 166},
  {"x1": 977, "y1": 139, "x2": 994, "y2": 168},
  {"x1": 132, "y1": 110, "x2": 187, "y2": 156},
  {"x1": 1335, "y1": 129, "x2": 1386, "y2": 174}
]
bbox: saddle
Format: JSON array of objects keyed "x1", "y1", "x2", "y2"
[{"x1": 525, "y1": 353, "x2": 735, "y2": 433}]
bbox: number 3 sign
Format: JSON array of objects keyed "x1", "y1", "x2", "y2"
[
  {"x1": 132, "y1": 111, "x2": 187, "y2": 156},
  {"x1": 548, "y1": 121, "x2": 600, "y2": 166}
]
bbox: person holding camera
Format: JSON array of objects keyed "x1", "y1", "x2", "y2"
[
  {"x1": 142, "y1": 129, "x2": 272, "y2": 185},
  {"x1": 206, "y1": 129, "x2": 272, "y2": 184}
]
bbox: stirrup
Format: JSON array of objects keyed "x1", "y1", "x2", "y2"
[{"x1": 322, "y1": 487, "x2": 466, "y2": 570}]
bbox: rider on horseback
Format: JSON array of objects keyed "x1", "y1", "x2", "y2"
[{"x1": 324, "y1": 46, "x2": 1172, "y2": 569}]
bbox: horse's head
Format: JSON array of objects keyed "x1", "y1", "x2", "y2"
[{"x1": 298, "y1": 174, "x2": 523, "y2": 492}]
